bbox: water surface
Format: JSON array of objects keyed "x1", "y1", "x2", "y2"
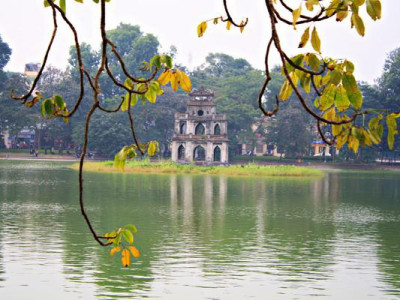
[{"x1": 0, "y1": 161, "x2": 399, "y2": 299}]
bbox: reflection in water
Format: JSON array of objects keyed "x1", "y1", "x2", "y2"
[{"x1": 0, "y1": 161, "x2": 400, "y2": 299}]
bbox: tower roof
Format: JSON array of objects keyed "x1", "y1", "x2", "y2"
[{"x1": 189, "y1": 87, "x2": 214, "y2": 101}]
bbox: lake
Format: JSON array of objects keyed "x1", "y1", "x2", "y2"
[{"x1": 0, "y1": 160, "x2": 399, "y2": 299}]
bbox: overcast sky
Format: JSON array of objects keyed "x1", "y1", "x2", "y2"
[{"x1": 1, "y1": 0, "x2": 399, "y2": 83}]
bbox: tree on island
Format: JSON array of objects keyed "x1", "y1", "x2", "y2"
[{"x1": 5, "y1": 0, "x2": 400, "y2": 266}]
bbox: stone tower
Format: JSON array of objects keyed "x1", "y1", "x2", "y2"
[{"x1": 171, "y1": 87, "x2": 229, "y2": 164}]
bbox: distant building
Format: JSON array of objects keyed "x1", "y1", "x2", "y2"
[{"x1": 171, "y1": 87, "x2": 229, "y2": 164}]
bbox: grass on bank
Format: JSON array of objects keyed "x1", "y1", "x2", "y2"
[{"x1": 70, "y1": 160, "x2": 323, "y2": 177}]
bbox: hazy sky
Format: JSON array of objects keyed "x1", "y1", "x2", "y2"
[{"x1": 1, "y1": 0, "x2": 399, "y2": 83}]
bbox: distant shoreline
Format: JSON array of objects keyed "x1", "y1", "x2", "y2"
[{"x1": 1, "y1": 155, "x2": 399, "y2": 173}]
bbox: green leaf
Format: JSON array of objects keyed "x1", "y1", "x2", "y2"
[
  {"x1": 150, "y1": 55, "x2": 161, "y2": 69},
  {"x1": 41, "y1": 99, "x2": 53, "y2": 117},
  {"x1": 54, "y1": 95, "x2": 65, "y2": 109},
  {"x1": 122, "y1": 93, "x2": 130, "y2": 111},
  {"x1": 44, "y1": 0, "x2": 54, "y2": 7},
  {"x1": 307, "y1": 53, "x2": 320, "y2": 72},
  {"x1": 59, "y1": 0, "x2": 66, "y2": 12},
  {"x1": 279, "y1": 80, "x2": 293, "y2": 101},
  {"x1": 124, "y1": 78, "x2": 133, "y2": 89},
  {"x1": 344, "y1": 60, "x2": 355, "y2": 73},
  {"x1": 342, "y1": 73, "x2": 362, "y2": 109},
  {"x1": 330, "y1": 69, "x2": 342, "y2": 85},
  {"x1": 145, "y1": 86, "x2": 157, "y2": 103},
  {"x1": 113, "y1": 233, "x2": 122, "y2": 246},
  {"x1": 162, "y1": 55, "x2": 173, "y2": 69},
  {"x1": 311, "y1": 27, "x2": 321, "y2": 53},
  {"x1": 342, "y1": 73, "x2": 358, "y2": 93},
  {"x1": 334, "y1": 85, "x2": 350, "y2": 111},
  {"x1": 130, "y1": 93, "x2": 138, "y2": 107},
  {"x1": 122, "y1": 229, "x2": 134, "y2": 244},
  {"x1": 320, "y1": 84, "x2": 336, "y2": 110},
  {"x1": 124, "y1": 224, "x2": 138, "y2": 234},
  {"x1": 286, "y1": 54, "x2": 304, "y2": 73}
]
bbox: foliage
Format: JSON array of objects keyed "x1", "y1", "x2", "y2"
[
  {"x1": 197, "y1": 0, "x2": 399, "y2": 154},
  {"x1": 0, "y1": 34, "x2": 11, "y2": 72},
  {"x1": 105, "y1": 224, "x2": 141, "y2": 267}
]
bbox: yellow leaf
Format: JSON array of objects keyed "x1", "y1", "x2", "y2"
[
  {"x1": 292, "y1": 4, "x2": 302, "y2": 29},
  {"x1": 353, "y1": 0, "x2": 365, "y2": 5},
  {"x1": 348, "y1": 130, "x2": 360, "y2": 153},
  {"x1": 240, "y1": 21, "x2": 245, "y2": 33},
  {"x1": 121, "y1": 249, "x2": 131, "y2": 267},
  {"x1": 213, "y1": 18, "x2": 219, "y2": 24},
  {"x1": 366, "y1": 0, "x2": 381, "y2": 21},
  {"x1": 305, "y1": 0, "x2": 313, "y2": 11},
  {"x1": 26, "y1": 96, "x2": 40, "y2": 108},
  {"x1": 332, "y1": 123, "x2": 343, "y2": 136},
  {"x1": 298, "y1": 27, "x2": 310, "y2": 48},
  {"x1": 326, "y1": 0, "x2": 340, "y2": 17},
  {"x1": 351, "y1": 13, "x2": 365, "y2": 36},
  {"x1": 279, "y1": 81, "x2": 293, "y2": 101},
  {"x1": 148, "y1": 141, "x2": 159, "y2": 156},
  {"x1": 121, "y1": 92, "x2": 130, "y2": 111},
  {"x1": 226, "y1": 21, "x2": 232, "y2": 30},
  {"x1": 336, "y1": 4, "x2": 349, "y2": 21},
  {"x1": 179, "y1": 72, "x2": 192, "y2": 92},
  {"x1": 157, "y1": 71, "x2": 171, "y2": 85},
  {"x1": 129, "y1": 246, "x2": 141, "y2": 258},
  {"x1": 361, "y1": 129, "x2": 372, "y2": 147},
  {"x1": 170, "y1": 72, "x2": 179, "y2": 91},
  {"x1": 110, "y1": 247, "x2": 121, "y2": 258},
  {"x1": 197, "y1": 21, "x2": 207, "y2": 37},
  {"x1": 311, "y1": 27, "x2": 321, "y2": 53}
]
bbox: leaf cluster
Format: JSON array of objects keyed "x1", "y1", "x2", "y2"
[{"x1": 105, "y1": 224, "x2": 141, "y2": 267}]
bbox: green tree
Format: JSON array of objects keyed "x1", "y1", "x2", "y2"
[
  {"x1": 191, "y1": 53, "x2": 264, "y2": 155},
  {"x1": 266, "y1": 105, "x2": 313, "y2": 157},
  {"x1": 378, "y1": 48, "x2": 400, "y2": 114},
  {"x1": 0, "y1": 34, "x2": 11, "y2": 90}
]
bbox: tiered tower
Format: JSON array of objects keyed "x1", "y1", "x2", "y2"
[{"x1": 171, "y1": 87, "x2": 229, "y2": 164}]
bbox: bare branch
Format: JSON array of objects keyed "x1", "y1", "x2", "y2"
[
  {"x1": 222, "y1": 0, "x2": 248, "y2": 27},
  {"x1": 11, "y1": 4, "x2": 58, "y2": 103}
]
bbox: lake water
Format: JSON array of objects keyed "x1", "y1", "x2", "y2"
[{"x1": 0, "y1": 160, "x2": 400, "y2": 299}]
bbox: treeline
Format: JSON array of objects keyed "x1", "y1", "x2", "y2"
[{"x1": 0, "y1": 23, "x2": 399, "y2": 160}]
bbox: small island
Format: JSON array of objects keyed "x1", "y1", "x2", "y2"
[{"x1": 70, "y1": 160, "x2": 323, "y2": 177}]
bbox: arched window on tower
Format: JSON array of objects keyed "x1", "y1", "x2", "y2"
[
  {"x1": 214, "y1": 146, "x2": 221, "y2": 162},
  {"x1": 179, "y1": 121, "x2": 186, "y2": 134},
  {"x1": 214, "y1": 124, "x2": 221, "y2": 135},
  {"x1": 193, "y1": 146, "x2": 206, "y2": 161},
  {"x1": 195, "y1": 123, "x2": 205, "y2": 135},
  {"x1": 178, "y1": 145, "x2": 185, "y2": 160}
]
